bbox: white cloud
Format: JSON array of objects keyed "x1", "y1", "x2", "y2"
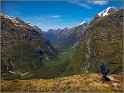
[
  {"x1": 83, "y1": 18, "x2": 92, "y2": 22},
  {"x1": 91, "y1": 1, "x2": 108, "y2": 6},
  {"x1": 78, "y1": 3, "x2": 93, "y2": 9},
  {"x1": 69, "y1": 1, "x2": 93, "y2": 10},
  {"x1": 50, "y1": 15, "x2": 60, "y2": 18}
]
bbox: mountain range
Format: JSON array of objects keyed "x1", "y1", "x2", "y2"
[
  {"x1": 44, "y1": 21, "x2": 88, "y2": 51},
  {"x1": 1, "y1": 6, "x2": 123, "y2": 80}
]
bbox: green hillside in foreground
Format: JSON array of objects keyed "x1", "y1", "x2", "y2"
[{"x1": 2, "y1": 73, "x2": 123, "y2": 92}]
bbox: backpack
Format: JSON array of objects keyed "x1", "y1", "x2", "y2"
[{"x1": 101, "y1": 64, "x2": 109, "y2": 74}]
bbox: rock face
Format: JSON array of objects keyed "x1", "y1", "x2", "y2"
[
  {"x1": 61, "y1": 8, "x2": 123, "y2": 76},
  {"x1": 44, "y1": 21, "x2": 88, "y2": 51},
  {"x1": 1, "y1": 13, "x2": 58, "y2": 75}
]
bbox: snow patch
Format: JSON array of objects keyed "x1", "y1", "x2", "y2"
[
  {"x1": 80, "y1": 21, "x2": 86, "y2": 25},
  {"x1": 98, "y1": 7, "x2": 110, "y2": 17},
  {"x1": 2, "y1": 14, "x2": 19, "y2": 23},
  {"x1": 2, "y1": 13, "x2": 27, "y2": 27},
  {"x1": 28, "y1": 23, "x2": 35, "y2": 27},
  {"x1": 76, "y1": 21, "x2": 86, "y2": 26},
  {"x1": 97, "y1": 6, "x2": 116, "y2": 17}
]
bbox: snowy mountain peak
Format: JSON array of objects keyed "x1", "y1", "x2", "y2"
[
  {"x1": 76, "y1": 21, "x2": 87, "y2": 27},
  {"x1": 1, "y1": 13, "x2": 23, "y2": 26},
  {"x1": 80, "y1": 21, "x2": 86, "y2": 25},
  {"x1": 27, "y1": 23, "x2": 43, "y2": 33},
  {"x1": 76, "y1": 21, "x2": 88, "y2": 27},
  {"x1": 63, "y1": 26, "x2": 69, "y2": 30},
  {"x1": 97, "y1": 6, "x2": 117, "y2": 17}
]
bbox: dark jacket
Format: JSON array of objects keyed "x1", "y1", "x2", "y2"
[{"x1": 101, "y1": 63, "x2": 109, "y2": 74}]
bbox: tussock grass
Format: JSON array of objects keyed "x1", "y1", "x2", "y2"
[{"x1": 2, "y1": 73, "x2": 123, "y2": 92}]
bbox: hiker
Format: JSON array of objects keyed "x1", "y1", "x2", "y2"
[{"x1": 101, "y1": 63, "x2": 110, "y2": 82}]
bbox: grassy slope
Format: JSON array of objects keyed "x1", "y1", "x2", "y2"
[
  {"x1": 61, "y1": 9, "x2": 123, "y2": 76},
  {"x1": 20, "y1": 49, "x2": 75, "y2": 79},
  {"x1": 2, "y1": 73, "x2": 123, "y2": 92},
  {"x1": 2, "y1": 46, "x2": 84, "y2": 80}
]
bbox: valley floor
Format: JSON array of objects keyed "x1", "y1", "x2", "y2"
[{"x1": 1, "y1": 73, "x2": 123, "y2": 92}]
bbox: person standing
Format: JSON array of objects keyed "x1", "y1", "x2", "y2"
[{"x1": 101, "y1": 63, "x2": 110, "y2": 82}]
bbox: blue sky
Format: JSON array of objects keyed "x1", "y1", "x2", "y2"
[{"x1": 1, "y1": 0, "x2": 123, "y2": 31}]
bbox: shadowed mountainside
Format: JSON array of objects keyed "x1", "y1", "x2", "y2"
[{"x1": 1, "y1": 13, "x2": 58, "y2": 79}]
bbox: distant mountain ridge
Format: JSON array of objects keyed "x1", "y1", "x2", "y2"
[
  {"x1": 45, "y1": 5, "x2": 118, "y2": 52},
  {"x1": 44, "y1": 21, "x2": 88, "y2": 51}
]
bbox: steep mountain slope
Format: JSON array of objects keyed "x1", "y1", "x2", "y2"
[
  {"x1": 1, "y1": 13, "x2": 58, "y2": 79},
  {"x1": 61, "y1": 8, "x2": 123, "y2": 76},
  {"x1": 44, "y1": 21, "x2": 88, "y2": 51},
  {"x1": 44, "y1": 27, "x2": 71, "y2": 50},
  {"x1": 62, "y1": 22, "x2": 88, "y2": 49},
  {"x1": 28, "y1": 23, "x2": 44, "y2": 35}
]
